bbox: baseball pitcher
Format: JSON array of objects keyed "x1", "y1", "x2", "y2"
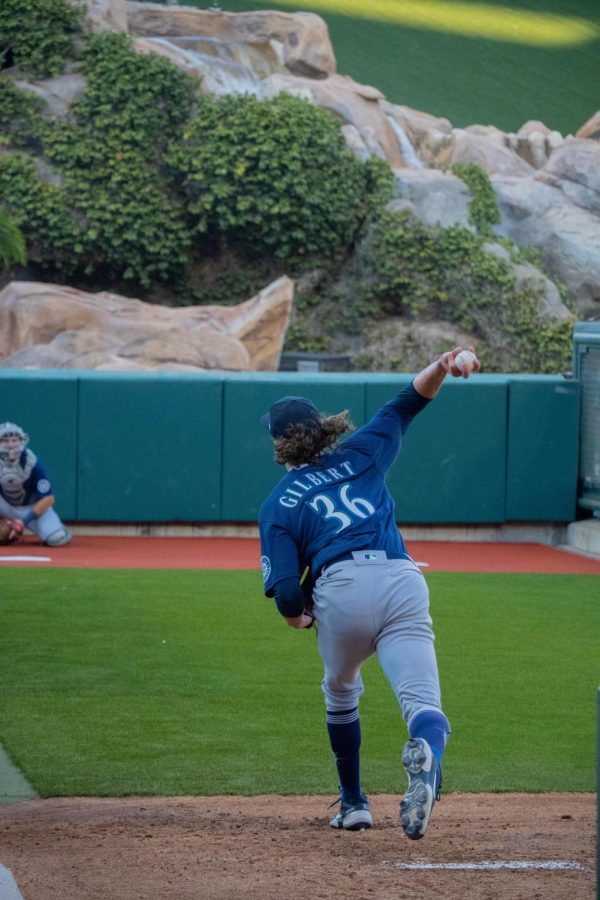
[{"x1": 258, "y1": 348, "x2": 480, "y2": 837}]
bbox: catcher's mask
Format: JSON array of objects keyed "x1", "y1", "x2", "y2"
[
  {"x1": 0, "y1": 421, "x2": 29, "y2": 463},
  {"x1": 260, "y1": 396, "x2": 320, "y2": 438}
]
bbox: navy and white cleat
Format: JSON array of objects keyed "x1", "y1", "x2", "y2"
[
  {"x1": 400, "y1": 738, "x2": 441, "y2": 840},
  {"x1": 330, "y1": 797, "x2": 373, "y2": 831}
]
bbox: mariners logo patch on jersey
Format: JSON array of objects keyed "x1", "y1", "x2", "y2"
[{"x1": 261, "y1": 555, "x2": 272, "y2": 583}]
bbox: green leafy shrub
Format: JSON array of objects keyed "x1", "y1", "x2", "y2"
[
  {"x1": 0, "y1": 154, "x2": 79, "y2": 271},
  {"x1": 45, "y1": 32, "x2": 195, "y2": 285},
  {"x1": 362, "y1": 155, "x2": 395, "y2": 218},
  {"x1": 1, "y1": 32, "x2": 197, "y2": 287},
  {"x1": 72, "y1": 32, "x2": 195, "y2": 162},
  {"x1": 0, "y1": 206, "x2": 26, "y2": 269},
  {"x1": 358, "y1": 208, "x2": 574, "y2": 372},
  {"x1": 452, "y1": 162, "x2": 501, "y2": 236},
  {"x1": 0, "y1": 0, "x2": 81, "y2": 79},
  {"x1": 167, "y1": 92, "x2": 387, "y2": 262},
  {"x1": 0, "y1": 79, "x2": 45, "y2": 151}
]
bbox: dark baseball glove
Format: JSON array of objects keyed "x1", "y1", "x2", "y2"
[{"x1": 0, "y1": 517, "x2": 24, "y2": 545}]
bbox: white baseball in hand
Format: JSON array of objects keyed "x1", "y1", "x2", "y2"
[{"x1": 454, "y1": 350, "x2": 477, "y2": 373}]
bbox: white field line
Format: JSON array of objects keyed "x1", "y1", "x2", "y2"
[
  {"x1": 0, "y1": 556, "x2": 52, "y2": 562},
  {"x1": 392, "y1": 860, "x2": 584, "y2": 871},
  {"x1": 0, "y1": 866, "x2": 25, "y2": 900}
]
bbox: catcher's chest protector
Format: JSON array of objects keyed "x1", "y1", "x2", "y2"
[{"x1": 0, "y1": 452, "x2": 35, "y2": 506}]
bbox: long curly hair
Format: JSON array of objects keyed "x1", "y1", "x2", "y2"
[{"x1": 274, "y1": 411, "x2": 353, "y2": 466}]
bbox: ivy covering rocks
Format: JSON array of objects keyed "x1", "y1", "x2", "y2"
[
  {"x1": 0, "y1": 0, "x2": 82, "y2": 79},
  {"x1": 0, "y1": 0, "x2": 574, "y2": 372}
]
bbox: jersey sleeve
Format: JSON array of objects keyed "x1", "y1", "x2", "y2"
[
  {"x1": 343, "y1": 382, "x2": 431, "y2": 472},
  {"x1": 259, "y1": 518, "x2": 301, "y2": 597}
]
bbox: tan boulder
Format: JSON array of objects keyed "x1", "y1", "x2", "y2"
[
  {"x1": 516, "y1": 120, "x2": 552, "y2": 141},
  {"x1": 511, "y1": 261, "x2": 573, "y2": 321},
  {"x1": 68, "y1": 0, "x2": 128, "y2": 32},
  {"x1": 503, "y1": 120, "x2": 564, "y2": 169},
  {"x1": 435, "y1": 128, "x2": 535, "y2": 176},
  {"x1": 381, "y1": 102, "x2": 452, "y2": 167},
  {"x1": 576, "y1": 111, "x2": 600, "y2": 140},
  {"x1": 132, "y1": 35, "x2": 278, "y2": 97},
  {"x1": 537, "y1": 137, "x2": 600, "y2": 214},
  {"x1": 125, "y1": 2, "x2": 336, "y2": 78},
  {"x1": 0, "y1": 277, "x2": 293, "y2": 372},
  {"x1": 493, "y1": 175, "x2": 600, "y2": 314},
  {"x1": 389, "y1": 169, "x2": 473, "y2": 230},
  {"x1": 464, "y1": 123, "x2": 507, "y2": 142}
]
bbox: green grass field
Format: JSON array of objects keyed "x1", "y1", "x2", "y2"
[
  {"x1": 190, "y1": 0, "x2": 600, "y2": 134},
  {"x1": 1, "y1": 568, "x2": 598, "y2": 797}
]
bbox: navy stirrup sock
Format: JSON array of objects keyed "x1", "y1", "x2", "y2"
[
  {"x1": 409, "y1": 710, "x2": 451, "y2": 765},
  {"x1": 326, "y1": 708, "x2": 362, "y2": 804}
]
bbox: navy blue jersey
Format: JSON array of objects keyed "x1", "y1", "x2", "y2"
[{"x1": 259, "y1": 382, "x2": 430, "y2": 596}]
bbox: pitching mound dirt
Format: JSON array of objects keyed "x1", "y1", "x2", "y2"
[{"x1": 0, "y1": 793, "x2": 594, "y2": 899}]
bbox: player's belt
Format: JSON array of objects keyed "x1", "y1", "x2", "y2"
[{"x1": 323, "y1": 549, "x2": 409, "y2": 571}]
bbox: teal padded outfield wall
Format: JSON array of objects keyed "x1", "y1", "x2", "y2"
[
  {"x1": 0, "y1": 369, "x2": 579, "y2": 525},
  {"x1": 0, "y1": 371, "x2": 79, "y2": 520}
]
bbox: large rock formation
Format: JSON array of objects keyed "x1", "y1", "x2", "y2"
[
  {"x1": 390, "y1": 170, "x2": 474, "y2": 230},
  {"x1": 390, "y1": 148, "x2": 600, "y2": 316},
  {"x1": 537, "y1": 138, "x2": 600, "y2": 214},
  {"x1": 121, "y1": 1, "x2": 600, "y2": 314},
  {"x1": 7, "y1": 0, "x2": 600, "y2": 364},
  {"x1": 434, "y1": 126, "x2": 536, "y2": 177},
  {"x1": 127, "y1": 1, "x2": 336, "y2": 79},
  {"x1": 0, "y1": 277, "x2": 293, "y2": 372},
  {"x1": 492, "y1": 175, "x2": 600, "y2": 312}
]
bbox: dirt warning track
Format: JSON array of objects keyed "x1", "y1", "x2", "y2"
[{"x1": 2, "y1": 535, "x2": 600, "y2": 573}]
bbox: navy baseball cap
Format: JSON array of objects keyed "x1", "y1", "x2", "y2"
[{"x1": 260, "y1": 396, "x2": 320, "y2": 438}]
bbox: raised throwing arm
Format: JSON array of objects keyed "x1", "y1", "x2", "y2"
[{"x1": 413, "y1": 347, "x2": 480, "y2": 399}]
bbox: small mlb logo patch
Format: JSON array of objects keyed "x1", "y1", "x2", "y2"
[{"x1": 352, "y1": 550, "x2": 388, "y2": 565}]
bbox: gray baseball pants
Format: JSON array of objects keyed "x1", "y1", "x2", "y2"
[{"x1": 313, "y1": 555, "x2": 443, "y2": 727}]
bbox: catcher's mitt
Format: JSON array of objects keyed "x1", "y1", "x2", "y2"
[{"x1": 0, "y1": 517, "x2": 24, "y2": 545}]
